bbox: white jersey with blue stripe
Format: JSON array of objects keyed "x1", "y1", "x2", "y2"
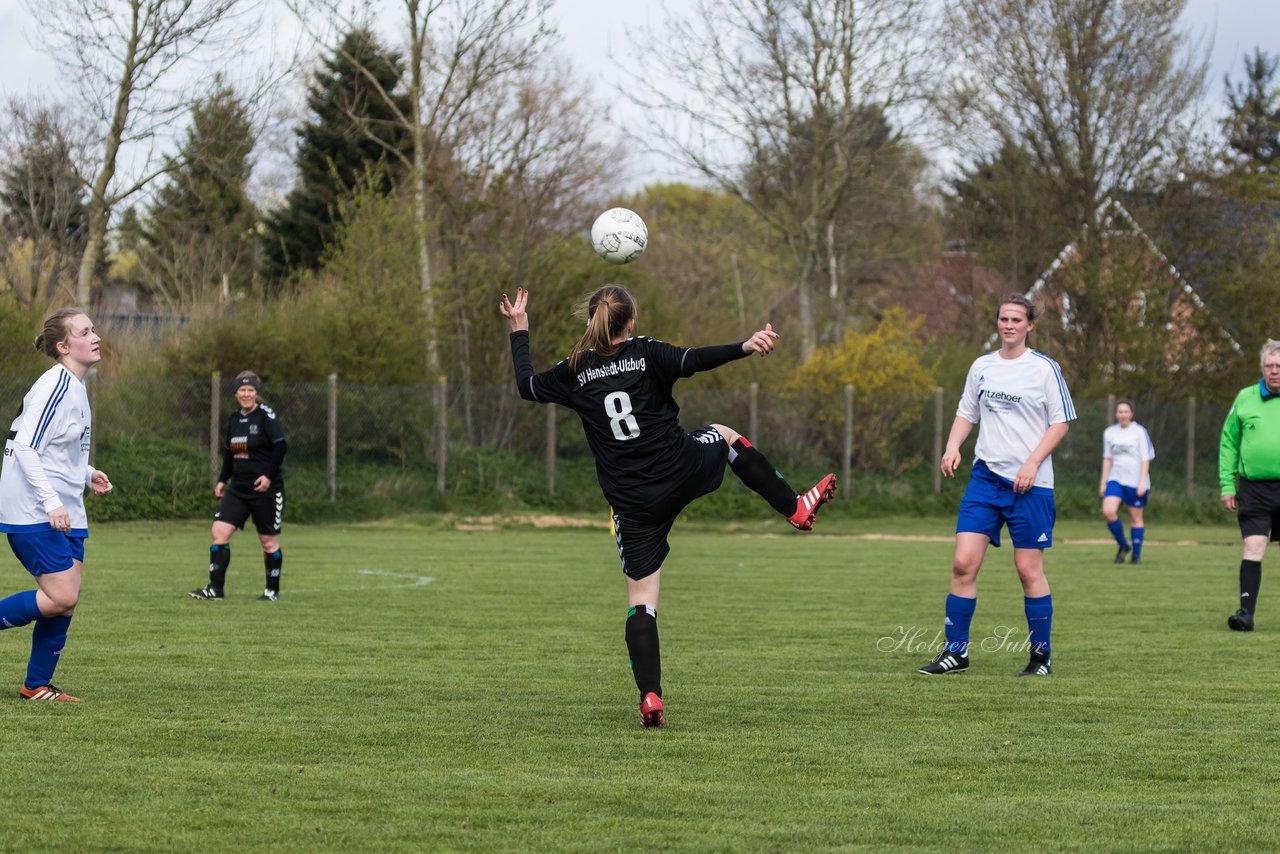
[
  {"x1": 0, "y1": 364, "x2": 94, "y2": 534},
  {"x1": 1102, "y1": 422, "x2": 1154, "y2": 489},
  {"x1": 957, "y1": 349, "x2": 1076, "y2": 489}
]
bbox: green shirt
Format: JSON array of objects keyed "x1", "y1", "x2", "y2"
[{"x1": 1219, "y1": 380, "x2": 1280, "y2": 494}]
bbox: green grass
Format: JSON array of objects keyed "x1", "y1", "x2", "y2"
[{"x1": 1, "y1": 515, "x2": 1276, "y2": 851}]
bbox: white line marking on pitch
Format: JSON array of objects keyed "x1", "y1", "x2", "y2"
[
  {"x1": 353, "y1": 569, "x2": 435, "y2": 586},
  {"x1": 278, "y1": 570, "x2": 436, "y2": 594}
]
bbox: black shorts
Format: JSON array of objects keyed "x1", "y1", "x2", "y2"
[
  {"x1": 1236, "y1": 478, "x2": 1280, "y2": 541},
  {"x1": 611, "y1": 427, "x2": 728, "y2": 580},
  {"x1": 215, "y1": 483, "x2": 285, "y2": 536}
]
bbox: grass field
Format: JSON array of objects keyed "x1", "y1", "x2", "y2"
[{"x1": 1, "y1": 514, "x2": 1277, "y2": 851}]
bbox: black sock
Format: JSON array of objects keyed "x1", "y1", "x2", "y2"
[
  {"x1": 728, "y1": 437, "x2": 797, "y2": 516},
  {"x1": 265, "y1": 549, "x2": 283, "y2": 593},
  {"x1": 1241, "y1": 559, "x2": 1261, "y2": 614},
  {"x1": 625, "y1": 605, "x2": 661, "y2": 700},
  {"x1": 209, "y1": 544, "x2": 229, "y2": 590}
]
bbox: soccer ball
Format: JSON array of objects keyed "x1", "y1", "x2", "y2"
[{"x1": 590, "y1": 208, "x2": 647, "y2": 264}]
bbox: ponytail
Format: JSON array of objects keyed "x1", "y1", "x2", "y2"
[
  {"x1": 34, "y1": 307, "x2": 87, "y2": 359},
  {"x1": 568, "y1": 285, "x2": 636, "y2": 369}
]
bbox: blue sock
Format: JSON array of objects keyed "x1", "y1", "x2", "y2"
[
  {"x1": 944, "y1": 594, "x2": 977, "y2": 655},
  {"x1": 1130, "y1": 527, "x2": 1144, "y2": 561},
  {"x1": 26, "y1": 614, "x2": 72, "y2": 689},
  {"x1": 0, "y1": 590, "x2": 41, "y2": 630},
  {"x1": 1024, "y1": 595, "x2": 1053, "y2": 659},
  {"x1": 1106, "y1": 519, "x2": 1127, "y2": 548}
]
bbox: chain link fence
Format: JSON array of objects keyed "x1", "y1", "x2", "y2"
[{"x1": 0, "y1": 372, "x2": 1237, "y2": 514}]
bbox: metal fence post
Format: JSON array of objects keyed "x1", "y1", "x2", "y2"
[
  {"x1": 436, "y1": 375, "x2": 448, "y2": 493},
  {"x1": 933, "y1": 387, "x2": 944, "y2": 493},
  {"x1": 327, "y1": 373, "x2": 338, "y2": 503},
  {"x1": 842, "y1": 383, "x2": 854, "y2": 488},
  {"x1": 1186, "y1": 396, "x2": 1196, "y2": 498},
  {"x1": 210, "y1": 371, "x2": 221, "y2": 484},
  {"x1": 546, "y1": 405, "x2": 557, "y2": 496}
]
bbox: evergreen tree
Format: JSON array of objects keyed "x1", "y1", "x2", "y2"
[
  {"x1": 133, "y1": 81, "x2": 258, "y2": 306},
  {"x1": 946, "y1": 142, "x2": 1073, "y2": 295},
  {"x1": 259, "y1": 27, "x2": 411, "y2": 288},
  {"x1": 1224, "y1": 49, "x2": 1280, "y2": 172}
]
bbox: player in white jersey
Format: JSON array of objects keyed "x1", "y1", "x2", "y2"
[
  {"x1": 1099, "y1": 400, "x2": 1154, "y2": 564},
  {"x1": 0, "y1": 309, "x2": 113, "y2": 701},
  {"x1": 918, "y1": 294, "x2": 1075, "y2": 678}
]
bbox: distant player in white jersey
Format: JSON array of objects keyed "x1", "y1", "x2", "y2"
[
  {"x1": 918, "y1": 294, "x2": 1075, "y2": 678},
  {"x1": 0, "y1": 308, "x2": 113, "y2": 701},
  {"x1": 1099, "y1": 400, "x2": 1154, "y2": 565}
]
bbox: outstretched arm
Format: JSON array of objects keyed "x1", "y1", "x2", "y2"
[{"x1": 683, "y1": 323, "x2": 780, "y2": 374}]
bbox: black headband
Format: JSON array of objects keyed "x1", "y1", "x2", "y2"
[{"x1": 235, "y1": 375, "x2": 262, "y2": 393}]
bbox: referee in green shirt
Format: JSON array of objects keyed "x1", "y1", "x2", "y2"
[{"x1": 1219, "y1": 339, "x2": 1280, "y2": 631}]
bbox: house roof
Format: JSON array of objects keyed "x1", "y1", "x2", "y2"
[{"x1": 987, "y1": 197, "x2": 1241, "y2": 352}]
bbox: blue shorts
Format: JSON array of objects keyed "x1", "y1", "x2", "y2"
[
  {"x1": 1104, "y1": 480, "x2": 1149, "y2": 508},
  {"x1": 7, "y1": 530, "x2": 85, "y2": 576},
  {"x1": 956, "y1": 461, "x2": 1056, "y2": 549}
]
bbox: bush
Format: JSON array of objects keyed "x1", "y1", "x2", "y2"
[
  {"x1": 791, "y1": 307, "x2": 936, "y2": 472},
  {"x1": 0, "y1": 300, "x2": 53, "y2": 377},
  {"x1": 91, "y1": 437, "x2": 212, "y2": 521}
]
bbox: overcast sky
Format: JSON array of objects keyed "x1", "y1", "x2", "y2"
[{"x1": 1, "y1": 0, "x2": 1277, "y2": 190}]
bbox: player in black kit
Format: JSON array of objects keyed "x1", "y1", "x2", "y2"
[
  {"x1": 190, "y1": 371, "x2": 288, "y2": 602},
  {"x1": 500, "y1": 285, "x2": 836, "y2": 728}
]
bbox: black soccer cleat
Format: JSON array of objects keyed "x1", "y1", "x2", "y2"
[
  {"x1": 1227, "y1": 608, "x2": 1255, "y2": 632},
  {"x1": 1114, "y1": 545, "x2": 1131, "y2": 564},
  {"x1": 189, "y1": 585, "x2": 224, "y2": 600},
  {"x1": 918, "y1": 650, "x2": 969, "y2": 675},
  {"x1": 256, "y1": 589, "x2": 279, "y2": 602},
  {"x1": 1017, "y1": 650, "x2": 1052, "y2": 676}
]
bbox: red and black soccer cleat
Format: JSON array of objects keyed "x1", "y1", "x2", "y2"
[
  {"x1": 788, "y1": 473, "x2": 838, "y2": 531},
  {"x1": 639, "y1": 692, "x2": 665, "y2": 728}
]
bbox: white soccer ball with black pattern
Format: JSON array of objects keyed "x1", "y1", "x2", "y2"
[{"x1": 590, "y1": 208, "x2": 648, "y2": 265}]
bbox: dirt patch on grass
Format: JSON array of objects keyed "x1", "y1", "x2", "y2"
[{"x1": 453, "y1": 514, "x2": 610, "y2": 532}]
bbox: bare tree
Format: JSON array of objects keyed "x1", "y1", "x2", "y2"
[
  {"x1": 944, "y1": 0, "x2": 1206, "y2": 234},
  {"x1": 288, "y1": 0, "x2": 555, "y2": 373},
  {"x1": 0, "y1": 99, "x2": 90, "y2": 307},
  {"x1": 455, "y1": 57, "x2": 617, "y2": 265},
  {"x1": 435, "y1": 57, "x2": 618, "y2": 436},
  {"x1": 634, "y1": 0, "x2": 938, "y2": 360},
  {"x1": 33, "y1": 0, "x2": 268, "y2": 306},
  {"x1": 943, "y1": 0, "x2": 1208, "y2": 388}
]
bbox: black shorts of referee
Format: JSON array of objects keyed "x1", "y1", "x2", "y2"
[{"x1": 1236, "y1": 477, "x2": 1280, "y2": 541}]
